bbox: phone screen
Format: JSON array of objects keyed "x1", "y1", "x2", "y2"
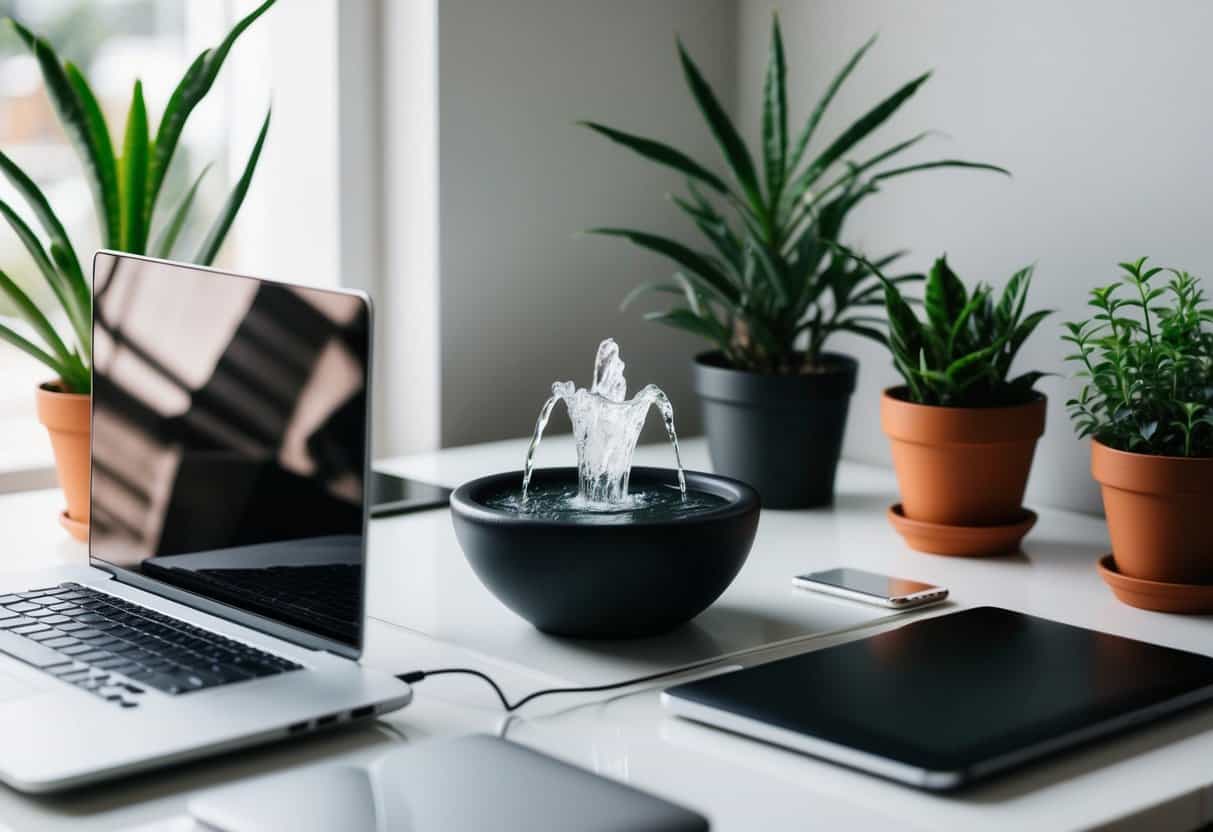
[{"x1": 802, "y1": 568, "x2": 936, "y2": 599}]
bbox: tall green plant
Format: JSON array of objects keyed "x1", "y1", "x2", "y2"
[
  {"x1": 583, "y1": 15, "x2": 1009, "y2": 375},
  {"x1": 1064, "y1": 258, "x2": 1213, "y2": 457},
  {"x1": 0, "y1": 0, "x2": 277, "y2": 394}
]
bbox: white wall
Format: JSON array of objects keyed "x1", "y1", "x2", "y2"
[
  {"x1": 735, "y1": 0, "x2": 1213, "y2": 514},
  {"x1": 436, "y1": 0, "x2": 737, "y2": 448}
]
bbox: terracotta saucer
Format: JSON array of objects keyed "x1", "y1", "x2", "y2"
[
  {"x1": 1097, "y1": 555, "x2": 1213, "y2": 614},
  {"x1": 58, "y1": 510, "x2": 88, "y2": 542},
  {"x1": 887, "y1": 503, "x2": 1037, "y2": 557}
]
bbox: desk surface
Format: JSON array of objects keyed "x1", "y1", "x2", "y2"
[{"x1": 1, "y1": 437, "x2": 1211, "y2": 832}]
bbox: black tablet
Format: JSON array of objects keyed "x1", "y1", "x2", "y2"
[{"x1": 662, "y1": 607, "x2": 1213, "y2": 790}]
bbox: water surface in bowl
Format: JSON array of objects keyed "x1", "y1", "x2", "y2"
[{"x1": 483, "y1": 481, "x2": 727, "y2": 523}]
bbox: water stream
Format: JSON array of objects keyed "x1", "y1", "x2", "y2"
[{"x1": 520, "y1": 338, "x2": 688, "y2": 511}]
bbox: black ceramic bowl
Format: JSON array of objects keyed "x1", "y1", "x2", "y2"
[{"x1": 450, "y1": 466, "x2": 760, "y2": 638}]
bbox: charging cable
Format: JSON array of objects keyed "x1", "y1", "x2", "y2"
[{"x1": 398, "y1": 659, "x2": 721, "y2": 712}]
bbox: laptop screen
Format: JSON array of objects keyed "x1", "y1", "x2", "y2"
[{"x1": 89, "y1": 253, "x2": 370, "y2": 653}]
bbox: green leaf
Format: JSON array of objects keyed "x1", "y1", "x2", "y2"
[
  {"x1": 119, "y1": 80, "x2": 150, "y2": 252},
  {"x1": 0, "y1": 149, "x2": 87, "y2": 324},
  {"x1": 0, "y1": 318, "x2": 69, "y2": 382},
  {"x1": 871, "y1": 159, "x2": 1011, "y2": 183},
  {"x1": 644, "y1": 308, "x2": 730, "y2": 347},
  {"x1": 152, "y1": 162, "x2": 212, "y2": 258},
  {"x1": 0, "y1": 199, "x2": 86, "y2": 350},
  {"x1": 1008, "y1": 370, "x2": 1048, "y2": 392},
  {"x1": 146, "y1": 0, "x2": 277, "y2": 223},
  {"x1": 785, "y1": 72, "x2": 932, "y2": 208},
  {"x1": 761, "y1": 14, "x2": 787, "y2": 205},
  {"x1": 786, "y1": 34, "x2": 877, "y2": 178},
  {"x1": 0, "y1": 267, "x2": 73, "y2": 366},
  {"x1": 945, "y1": 344, "x2": 999, "y2": 386},
  {"x1": 924, "y1": 255, "x2": 966, "y2": 336},
  {"x1": 587, "y1": 227, "x2": 738, "y2": 304},
  {"x1": 196, "y1": 108, "x2": 271, "y2": 266},
  {"x1": 677, "y1": 38, "x2": 765, "y2": 222},
  {"x1": 580, "y1": 122, "x2": 729, "y2": 194},
  {"x1": 7, "y1": 19, "x2": 120, "y2": 248},
  {"x1": 620, "y1": 281, "x2": 681, "y2": 311}
]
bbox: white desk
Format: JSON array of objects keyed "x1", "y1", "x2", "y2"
[{"x1": 1, "y1": 437, "x2": 1211, "y2": 832}]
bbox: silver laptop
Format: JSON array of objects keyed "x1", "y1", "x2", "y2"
[{"x1": 0, "y1": 252, "x2": 411, "y2": 793}]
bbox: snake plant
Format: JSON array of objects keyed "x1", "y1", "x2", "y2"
[
  {"x1": 0, "y1": 0, "x2": 277, "y2": 394},
  {"x1": 583, "y1": 14, "x2": 1008, "y2": 375}
]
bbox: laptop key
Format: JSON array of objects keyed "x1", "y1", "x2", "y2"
[
  {"x1": 60, "y1": 644, "x2": 94, "y2": 657},
  {"x1": 12, "y1": 623, "x2": 49, "y2": 635},
  {"x1": 75, "y1": 650, "x2": 114, "y2": 663},
  {"x1": 0, "y1": 630, "x2": 75, "y2": 669},
  {"x1": 0, "y1": 617, "x2": 35, "y2": 630},
  {"x1": 59, "y1": 670, "x2": 92, "y2": 684},
  {"x1": 43, "y1": 637, "x2": 81, "y2": 650},
  {"x1": 6, "y1": 603, "x2": 39, "y2": 614},
  {"x1": 40, "y1": 615, "x2": 71, "y2": 626},
  {"x1": 0, "y1": 595, "x2": 21, "y2": 605},
  {"x1": 27, "y1": 629, "x2": 66, "y2": 642}
]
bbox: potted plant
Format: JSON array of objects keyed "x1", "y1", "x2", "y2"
[
  {"x1": 863, "y1": 253, "x2": 1051, "y2": 555},
  {"x1": 0, "y1": 2, "x2": 276, "y2": 540},
  {"x1": 581, "y1": 15, "x2": 1007, "y2": 508},
  {"x1": 1064, "y1": 258, "x2": 1213, "y2": 611}
]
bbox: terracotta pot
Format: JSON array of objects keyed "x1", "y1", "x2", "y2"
[
  {"x1": 1091, "y1": 440, "x2": 1213, "y2": 584},
  {"x1": 880, "y1": 388, "x2": 1046, "y2": 526},
  {"x1": 35, "y1": 382, "x2": 90, "y2": 542}
]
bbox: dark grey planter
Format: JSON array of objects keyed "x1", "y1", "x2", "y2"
[
  {"x1": 450, "y1": 467, "x2": 760, "y2": 638},
  {"x1": 692, "y1": 351, "x2": 858, "y2": 509}
]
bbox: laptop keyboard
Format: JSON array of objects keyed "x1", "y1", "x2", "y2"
[{"x1": 0, "y1": 583, "x2": 301, "y2": 707}]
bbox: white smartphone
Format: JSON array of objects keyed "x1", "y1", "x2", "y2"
[{"x1": 793, "y1": 567, "x2": 948, "y2": 610}]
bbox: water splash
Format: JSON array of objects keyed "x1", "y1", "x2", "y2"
[{"x1": 521, "y1": 338, "x2": 686, "y2": 508}]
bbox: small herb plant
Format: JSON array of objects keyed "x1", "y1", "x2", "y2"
[
  {"x1": 1064, "y1": 258, "x2": 1213, "y2": 457},
  {"x1": 876, "y1": 255, "x2": 1051, "y2": 407},
  {"x1": 583, "y1": 14, "x2": 1007, "y2": 376}
]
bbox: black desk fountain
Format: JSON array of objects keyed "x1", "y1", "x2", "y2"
[{"x1": 450, "y1": 339, "x2": 760, "y2": 638}]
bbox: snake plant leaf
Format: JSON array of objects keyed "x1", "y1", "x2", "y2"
[
  {"x1": 580, "y1": 122, "x2": 729, "y2": 195},
  {"x1": 924, "y1": 256, "x2": 966, "y2": 336},
  {"x1": 761, "y1": 14, "x2": 788, "y2": 204},
  {"x1": 0, "y1": 318, "x2": 69, "y2": 383},
  {"x1": 153, "y1": 162, "x2": 212, "y2": 259},
  {"x1": 586, "y1": 228, "x2": 739, "y2": 303},
  {"x1": 6, "y1": 20, "x2": 120, "y2": 248},
  {"x1": 0, "y1": 150, "x2": 86, "y2": 311},
  {"x1": 644, "y1": 307, "x2": 731, "y2": 348},
  {"x1": 620, "y1": 281, "x2": 681, "y2": 311},
  {"x1": 677, "y1": 38, "x2": 765, "y2": 223},
  {"x1": 835, "y1": 320, "x2": 887, "y2": 345},
  {"x1": 670, "y1": 193, "x2": 742, "y2": 275},
  {"x1": 786, "y1": 34, "x2": 877, "y2": 181},
  {"x1": 0, "y1": 267, "x2": 74, "y2": 368},
  {"x1": 945, "y1": 288, "x2": 989, "y2": 360},
  {"x1": 147, "y1": 0, "x2": 277, "y2": 223},
  {"x1": 196, "y1": 108, "x2": 271, "y2": 266},
  {"x1": 784, "y1": 72, "x2": 932, "y2": 211},
  {"x1": 48, "y1": 241, "x2": 91, "y2": 355},
  {"x1": 63, "y1": 62, "x2": 120, "y2": 248},
  {"x1": 1004, "y1": 308, "x2": 1053, "y2": 364},
  {"x1": 119, "y1": 81, "x2": 150, "y2": 252},
  {"x1": 872, "y1": 159, "x2": 1010, "y2": 184},
  {"x1": 0, "y1": 200, "x2": 85, "y2": 349}
]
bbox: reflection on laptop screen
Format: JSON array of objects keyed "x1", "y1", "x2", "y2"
[{"x1": 90, "y1": 253, "x2": 369, "y2": 650}]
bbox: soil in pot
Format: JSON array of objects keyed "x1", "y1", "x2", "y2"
[
  {"x1": 35, "y1": 382, "x2": 90, "y2": 542},
  {"x1": 1091, "y1": 440, "x2": 1213, "y2": 585},
  {"x1": 692, "y1": 351, "x2": 857, "y2": 509},
  {"x1": 881, "y1": 387, "x2": 1046, "y2": 529}
]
